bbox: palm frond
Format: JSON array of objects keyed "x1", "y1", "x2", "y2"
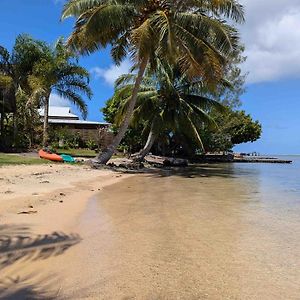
[{"x1": 56, "y1": 89, "x2": 88, "y2": 119}]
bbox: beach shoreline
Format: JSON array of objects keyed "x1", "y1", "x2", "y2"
[
  {"x1": 0, "y1": 164, "x2": 132, "y2": 232},
  {"x1": 1, "y1": 161, "x2": 299, "y2": 299},
  {"x1": 0, "y1": 163, "x2": 136, "y2": 298}
]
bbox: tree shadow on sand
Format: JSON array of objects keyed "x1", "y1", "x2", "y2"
[
  {"x1": 118, "y1": 163, "x2": 259, "y2": 179},
  {"x1": 0, "y1": 273, "x2": 60, "y2": 299},
  {"x1": 0, "y1": 225, "x2": 81, "y2": 299}
]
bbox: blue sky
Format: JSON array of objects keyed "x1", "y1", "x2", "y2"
[{"x1": 1, "y1": 0, "x2": 300, "y2": 155}]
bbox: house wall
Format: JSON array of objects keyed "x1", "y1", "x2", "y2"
[{"x1": 50, "y1": 124, "x2": 114, "y2": 148}]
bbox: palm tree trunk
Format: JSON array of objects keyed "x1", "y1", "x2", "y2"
[
  {"x1": 135, "y1": 125, "x2": 157, "y2": 161},
  {"x1": 97, "y1": 57, "x2": 149, "y2": 164},
  {"x1": 0, "y1": 112, "x2": 4, "y2": 145},
  {"x1": 42, "y1": 93, "x2": 50, "y2": 147},
  {"x1": 13, "y1": 113, "x2": 18, "y2": 147}
]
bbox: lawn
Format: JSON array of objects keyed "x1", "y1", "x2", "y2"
[
  {"x1": 56, "y1": 148, "x2": 97, "y2": 158},
  {"x1": 0, "y1": 153, "x2": 50, "y2": 166}
]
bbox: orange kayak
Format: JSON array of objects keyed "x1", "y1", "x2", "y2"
[{"x1": 39, "y1": 149, "x2": 63, "y2": 162}]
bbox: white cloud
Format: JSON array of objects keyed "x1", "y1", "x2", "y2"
[
  {"x1": 240, "y1": 0, "x2": 300, "y2": 83},
  {"x1": 49, "y1": 93, "x2": 69, "y2": 107},
  {"x1": 91, "y1": 60, "x2": 132, "y2": 86}
]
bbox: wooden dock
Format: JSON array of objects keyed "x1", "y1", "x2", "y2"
[{"x1": 233, "y1": 158, "x2": 292, "y2": 164}]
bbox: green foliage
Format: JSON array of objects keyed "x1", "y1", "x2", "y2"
[
  {"x1": 49, "y1": 127, "x2": 85, "y2": 149},
  {"x1": 0, "y1": 35, "x2": 50, "y2": 149},
  {"x1": 62, "y1": 0, "x2": 244, "y2": 85},
  {"x1": 12, "y1": 34, "x2": 51, "y2": 92},
  {"x1": 196, "y1": 45, "x2": 262, "y2": 153},
  {"x1": 0, "y1": 34, "x2": 92, "y2": 150},
  {"x1": 29, "y1": 38, "x2": 92, "y2": 119},
  {"x1": 62, "y1": 0, "x2": 244, "y2": 163},
  {"x1": 202, "y1": 109, "x2": 262, "y2": 152},
  {"x1": 103, "y1": 61, "x2": 226, "y2": 154},
  {"x1": 103, "y1": 45, "x2": 261, "y2": 156},
  {"x1": 102, "y1": 96, "x2": 147, "y2": 153},
  {"x1": 223, "y1": 110, "x2": 262, "y2": 145},
  {"x1": 214, "y1": 46, "x2": 247, "y2": 109},
  {"x1": 86, "y1": 139, "x2": 97, "y2": 150}
]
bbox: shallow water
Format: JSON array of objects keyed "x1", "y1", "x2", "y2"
[{"x1": 63, "y1": 157, "x2": 300, "y2": 299}]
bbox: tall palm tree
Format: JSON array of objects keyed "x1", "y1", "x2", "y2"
[
  {"x1": 29, "y1": 39, "x2": 92, "y2": 146},
  {"x1": 0, "y1": 46, "x2": 17, "y2": 144},
  {"x1": 62, "y1": 0, "x2": 244, "y2": 164},
  {"x1": 107, "y1": 63, "x2": 226, "y2": 160},
  {"x1": 0, "y1": 75, "x2": 15, "y2": 143},
  {"x1": 0, "y1": 35, "x2": 53, "y2": 147}
]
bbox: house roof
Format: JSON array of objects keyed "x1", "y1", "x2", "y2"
[
  {"x1": 48, "y1": 119, "x2": 109, "y2": 126},
  {"x1": 39, "y1": 106, "x2": 110, "y2": 127},
  {"x1": 38, "y1": 106, "x2": 79, "y2": 119}
]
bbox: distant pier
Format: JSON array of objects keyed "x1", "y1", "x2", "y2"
[
  {"x1": 194, "y1": 154, "x2": 293, "y2": 164},
  {"x1": 233, "y1": 157, "x2": 292, "y2": 164}
]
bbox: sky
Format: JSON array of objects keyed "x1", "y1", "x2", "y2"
[{"x1": 0, "y1": 0, "x2": 299, "y2": 155}]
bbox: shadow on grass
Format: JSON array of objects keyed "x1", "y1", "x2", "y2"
[{"x1": 0, "y1": 225, "x2": 81, "y2": 299}]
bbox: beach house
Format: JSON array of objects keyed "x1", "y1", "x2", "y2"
[{"x1": 39, "y1": 106, "x2": 113, "y2": 146}]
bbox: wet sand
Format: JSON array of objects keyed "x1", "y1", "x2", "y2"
[{"x1": 1, "y1": 164, "x2": 300, "y2": 299}]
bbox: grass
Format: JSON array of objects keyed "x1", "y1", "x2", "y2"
[
  {"x1": 56, "y1": 149, "x2": 125, "y2": 159},
  {"x1": 0, "y1": 150, "x2": 126, "y2": 166},
  {"x1": 56, "y1": 148, "x2": 97, "y2": 158},
  {"x1": 0, "y1": 153, "x2": 50, "y2": 166}
]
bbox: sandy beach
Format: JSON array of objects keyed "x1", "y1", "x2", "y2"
[
  {"x1": 0, "y1": 164, "x2": 129, "y2": 227},
  {"x1": 0, "y1": 163, "x2": 131, "y2": 299},
  {"x1": 1, "y1": 162, "x2": 300, "y2": 299}
]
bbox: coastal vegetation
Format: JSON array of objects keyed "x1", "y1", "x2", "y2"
[
  {"x1": 62, "y1": 0, "x2": 245, "y2": 164},
  {"x1": 28, "y1": 39, "x2": 92, "y2": 146},
  {"x1": 0, "y1": 0, "x2": 262, "y2": 163},
  {"x1": 0, "y1": 35, "x2": 92, "y2": 149},
  {"x1": 102, "y1": 51, "x2": 261, "y2": 157},
  {"x1": 103, "y1": 61, "x2": 226, "y2": 159}
]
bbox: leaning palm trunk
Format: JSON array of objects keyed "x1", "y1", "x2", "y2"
[
  {"x1": 13, "y1": 114, "x2": 18, "y2": 147},
  {"x1": 97, "y1": 58, "x2": 149, "y2": 164},
  {"x1": 42, "y1": 93, "x2": 50, "y2": 147},
  {"x1": 134, "y1": 124, "x2": 157, "y2": 161},
  {"x1": 0, "y1": 112, "x2": 4, "y2": 144},
  {"x1": 136, "y1": 130, "x2": 157, "y2": 160}
]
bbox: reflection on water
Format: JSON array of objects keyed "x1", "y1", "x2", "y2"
[{"x1": 70, "y1": 157, "x2": 300, "y2": 299}]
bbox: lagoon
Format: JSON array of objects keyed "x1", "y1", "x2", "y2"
[{"x1": 62, "y1": 158, "x2": 300, "y2": 299}]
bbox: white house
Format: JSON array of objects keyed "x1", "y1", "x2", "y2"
[{"x1": 39, "y1": 106, "x2": 112, "y2": 144}]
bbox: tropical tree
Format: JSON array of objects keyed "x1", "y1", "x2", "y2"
[
  {"x1": 0, "y1": 75, "x2": 15, "y2": 145},
  {"x1": 62, "y1": 0, "x2": 244, "y2": 164},
  {"x1": 202, "y1": 109, "x2": 262, "y2": 152},
  {"x1": 29, "y1": 39, "x2": 92, "y2": 146},
  {"x1": 104, "y1": 62, "x2": 225, "y2": 160},
  {"x1": 0, "y1": 35, "x2": 51, "y2": 148}
]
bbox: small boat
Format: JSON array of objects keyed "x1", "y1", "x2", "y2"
[
  {"x1": 60, "y1": 154, "x2": 76, "y2": 163},
  {"x1": 39, "y1": 149, "x2": 63, "y2": 162}
]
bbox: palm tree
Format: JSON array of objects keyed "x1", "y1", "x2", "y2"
[
  {"x1": 0, "y1": 46, "x2": 17, "y2": 145},
  {"x1": 0, "y1": 35, "x2": 52, "y2": 147},
  {"x1": 107, "y1": 62, "x2": 226, "y2": 160},
  {"x1": 29, "y1": 39, "x2": 92, "y2": 146},
  {"x1": 0, "y1": 75, "x2": 15, "y2": 144},
  {"x1": 62, "y1": 0, "x2": 244, "y2": 164}
]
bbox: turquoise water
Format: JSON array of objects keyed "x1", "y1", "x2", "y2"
[
  {"x1": 230, "y1": 156, "x2": 300, "y2": 200},
  {"x1": 162, "y1": 156, "x2": 300, "y2": 221},
  {"x1": 68, "y1": 156, "x2": 300, "y2": 299}
]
